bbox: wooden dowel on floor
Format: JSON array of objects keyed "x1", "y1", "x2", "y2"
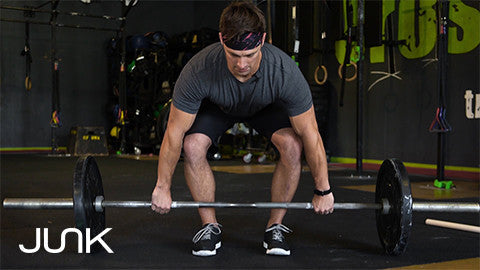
[{"x1": 425, "y1": 218, "x2": 480, "y2": 233}]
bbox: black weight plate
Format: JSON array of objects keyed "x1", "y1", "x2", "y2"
[
  {"x1": 375, "y1": 158, "x2": 413, "y2": 255},
  {"x1": 73, "y1": 156, "x2": 105, "y2": 243}
]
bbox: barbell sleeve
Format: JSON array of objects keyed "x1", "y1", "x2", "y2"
[
  {"x1": 3, "y1": 198, "x2": 73, "y2": 209},
  {"x1": 413, "y1": 202, "x2": 480, "y2": 213}
]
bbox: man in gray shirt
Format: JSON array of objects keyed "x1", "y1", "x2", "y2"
[{"x1": 151, "y1": 1, "x2": 334, "y2": 257}]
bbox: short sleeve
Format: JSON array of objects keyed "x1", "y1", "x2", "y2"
[
  {"x1": 172, "y1": 64, "x2": 205, "y2": 114},
  {"x1": 281, "y1": 63, "x2": 313, "y2": 116}
]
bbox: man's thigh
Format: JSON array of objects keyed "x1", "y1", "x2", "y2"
[
  {"x1": 185, "y1": 101, "x2": 237, "y2": 145},
  {"x1": 246, "y1": 103, "x2": 292, "y2": 139}
]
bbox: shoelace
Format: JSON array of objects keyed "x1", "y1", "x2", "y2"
[
  {"x1": 266, "y1": 224, "x2": 292, "y2": 242},
  {"x1": 192, "y1": 223, "x2": 222, "y2": 243}
]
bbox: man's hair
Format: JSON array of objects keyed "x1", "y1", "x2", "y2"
[{"x1": 219, "y1": 1, "x2": 266, "y2": 42}]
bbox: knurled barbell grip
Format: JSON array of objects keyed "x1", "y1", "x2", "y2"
[{"x1": 103, "y1": 201, "x2": 382, "y2": 210}]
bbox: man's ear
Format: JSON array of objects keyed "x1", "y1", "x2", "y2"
[{"x1": 219, "y1": 32, "x2": 224, "y2": 45}]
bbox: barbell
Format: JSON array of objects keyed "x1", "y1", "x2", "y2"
[{"x1": 3, "y1": 156, "x2": 479, "y2": 255}]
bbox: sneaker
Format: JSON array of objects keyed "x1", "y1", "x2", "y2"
[
  {"x1": 263, "y1": 224, "x2": 292, "y2": 256},
  {"x1": 192, "y1": 223, "x2": 222, "y2": 256}
]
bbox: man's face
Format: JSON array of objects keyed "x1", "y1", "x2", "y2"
[{"x1": 220, "y1": 33, "x2": 265, "y2": 80}]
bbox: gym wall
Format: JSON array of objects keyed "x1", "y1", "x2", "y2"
[
  {"x1": 1, "y1": 0, "x2": 122, "y2": 149},
  {"x1": 287, "y1": 0, "x2": 479, "y2": 168},
  {"x1": 0, "y1": 0, "x2": 227, "y2": 150},
  {"x1": 1, "y1": 0, "x2": 479, "y2": 169}
]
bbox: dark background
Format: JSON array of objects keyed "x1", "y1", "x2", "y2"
[{"x1": 1, "y1": 0, "x2": 479, "y2": 167}]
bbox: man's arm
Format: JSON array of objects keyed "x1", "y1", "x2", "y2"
[
  {"x1": 151, "y1": 104, "x2": 196, "y2": 214},
  {"x1": 289, "y1": 106, "x2": 334, "y2": 214}
]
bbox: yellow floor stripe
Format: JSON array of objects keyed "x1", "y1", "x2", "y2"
[
  {"x1": 331, "y1": 157, "x2": 480, "y2": 173},
  {"x1": 209, "y1": 164, "x2": 349, "y2": 174},
  {"x1": 211, "y1": 164, "x2": 277, "y2": 174},
  {"x1": 116, "y1": 154, "x2": 159, "y2": 160},
  {"x1": 386, "y1": 257, "x2": 479, "y2": 270},
  {"x1": 210, "y1": 164, "x2": 316, "y2": 174},
  {"x1": 341, "y1": 180, "x2": 479, "y2": 200}
]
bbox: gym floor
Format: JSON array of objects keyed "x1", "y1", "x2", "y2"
[{"x1": 1, "y1": 155, "x2": 479, "y2": 269}]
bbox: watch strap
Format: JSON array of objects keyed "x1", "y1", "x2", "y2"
[{"x1": 314, "y1": 188, "x2": 332, "y2": 196}]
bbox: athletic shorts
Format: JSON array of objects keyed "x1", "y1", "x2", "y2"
[{"x1": 185, "y1": 100, "x2": 292, "y2": 145}]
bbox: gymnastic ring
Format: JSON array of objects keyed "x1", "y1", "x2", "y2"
[
  {"x1": 314, "y1": 65, "x2": 328, "y2": 85},
  {"x1": 25, "y1": 76, "x2": 32, "y2": 91},
  {"x1": 338, "y1": 61, "x2": 357, "y2": 82}
]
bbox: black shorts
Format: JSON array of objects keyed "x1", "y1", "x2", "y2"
[{"x1": 185, "y1": 100, "x2": 292, "y2": 145}]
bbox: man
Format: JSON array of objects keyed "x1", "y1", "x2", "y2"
[{"x1": 151, "y1": 1, "x2": 334, "y2": 257}]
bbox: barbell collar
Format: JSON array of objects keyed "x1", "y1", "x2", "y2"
[
  {"x1": 381, "y1": 198, "x2": 391, "y2": 215},
  {"x1": 95, "y1": 196, "x2": 105, "y2": 212}
]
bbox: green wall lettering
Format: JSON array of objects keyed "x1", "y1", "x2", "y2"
[
  {"x1": 336, "y1": 0, "x2": 359, "y2": 64},
  {"x1": 398, "y1": 0, "x2": 437, "y2": 59},
  {"x1": 448, "y1": 0, "x2": 480, "y2": 54},
  {"x1": 369, "y1": 0, "x2": 396, "y2": 63},
  {"x1": 335, "y1": 0, "x2": 479, "y2": 64}
]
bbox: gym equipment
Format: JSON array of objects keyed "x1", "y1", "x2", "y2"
[
  {"x1": 3, "y1": 157, "x2": 479, "y2": 255},
  {"x1": 425, "y1": 219, "x2": 480, "y2": 234},
  {"x1": 375, "y1": 158, "x2": 412, "y2": 255}
]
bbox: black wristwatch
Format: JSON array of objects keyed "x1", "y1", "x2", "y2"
[{"x1": 314, "y1": 188, "x2": 332, "y2": 196}]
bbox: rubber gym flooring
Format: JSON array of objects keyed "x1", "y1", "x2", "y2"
[{"x1": 1, "y1": 155, "x2": 479, "y2": 269}]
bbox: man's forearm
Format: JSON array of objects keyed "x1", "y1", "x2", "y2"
[
  {"x1": 302, "y1": 132, "x2": 330, "y2": 190},
  {"x1": 155, "y1": 131, "x2": 184, "y2": 189}
]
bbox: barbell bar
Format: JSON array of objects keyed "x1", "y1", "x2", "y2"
[
  {"x1": 2, "y1": 197, "x2": 385, "y2": 212},
  {"x1": 4, "y1": 197, "x2": 479, "y2": 213},
  {"x1": 2, "y1": 156, "x2": 479, "y2": 256}
]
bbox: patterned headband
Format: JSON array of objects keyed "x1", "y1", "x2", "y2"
[{"x1": 222, "y1": 32, "x2": 264, "y2": 50}]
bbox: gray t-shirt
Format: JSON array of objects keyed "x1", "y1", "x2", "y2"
[{"x1": 172, "y1": 42, "x2": 312, "y2": 117}]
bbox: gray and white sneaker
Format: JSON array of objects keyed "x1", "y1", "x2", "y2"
[
  {"x1": 263, "y1": 224, "x2": 292, "y2": 256},
  {"x1": 192, "y1": 223, "x2": 222, "y2": 256}
]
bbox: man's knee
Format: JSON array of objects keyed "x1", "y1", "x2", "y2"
[
  {"x1": 183, "y1": 133, "x2": 212, "y2": 162},
  {"x1": 271, "y1": 128, "x2": 303, "y2": 163}
]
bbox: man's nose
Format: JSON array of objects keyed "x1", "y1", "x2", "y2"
[{"x1": 236, "y1": 57, "x2": 248, "y2": 69}]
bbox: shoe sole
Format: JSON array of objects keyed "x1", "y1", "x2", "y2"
[
  {"x1": 263, "y1": 242, "x2": 290, "y2": 256},
  {"x1": 192, "y1": 242, "x2": 221, "y2": 257}
]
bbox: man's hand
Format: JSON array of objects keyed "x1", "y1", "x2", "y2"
[
  {"x1": 312, "y1": 193, "x2": 334, "y2": 215},
  {"x1": 151, "y1": 186, "x2": 172, "y2": 214}
]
